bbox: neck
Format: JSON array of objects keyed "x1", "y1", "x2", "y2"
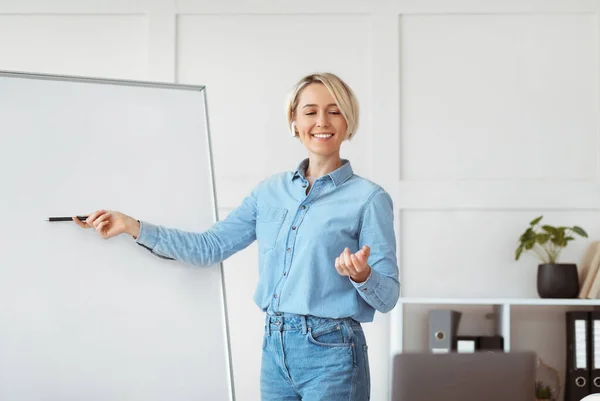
[{"x1": 305, "y1": 153, "x2": 342, "y2": 179}]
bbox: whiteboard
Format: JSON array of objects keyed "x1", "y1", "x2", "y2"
[{"x1": 0, "y1": 70, "x2": 234, "y2": 401}]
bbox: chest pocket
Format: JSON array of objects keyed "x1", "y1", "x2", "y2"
[{"x1": 256, "y1": 205, "x2": 288, "y2": 253}]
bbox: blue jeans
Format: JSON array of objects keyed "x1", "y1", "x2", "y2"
[{"x1": 260, "y1": 313, "x2": 371, "y2": 400}]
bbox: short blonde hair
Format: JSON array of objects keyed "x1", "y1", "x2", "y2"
[{"x1": 286, "y1": 72, "x2": 359, "y2": 139}]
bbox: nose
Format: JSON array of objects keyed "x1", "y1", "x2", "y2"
[{"x1": 316, "y1": 112, "x2": 330, "y2": 127}]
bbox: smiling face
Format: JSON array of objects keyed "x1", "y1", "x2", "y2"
[{"x1": 292, "y1": 83, "x2": 348, "y2": 159}]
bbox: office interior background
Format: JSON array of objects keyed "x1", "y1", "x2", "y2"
[{"x1": 2, "y1": 0, "x2": 599, "y2": 400}]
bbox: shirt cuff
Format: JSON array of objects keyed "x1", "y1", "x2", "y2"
[
  {"x1": 135, "y1": 220, "x2": 160, "y2": 250},
  {"x1": 350, "y1": 268, "x2": 380, "y2": 295}
]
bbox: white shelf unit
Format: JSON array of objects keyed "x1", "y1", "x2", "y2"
[{"x1": 391, "y1": 297, "x2": 600, "y2": 354}]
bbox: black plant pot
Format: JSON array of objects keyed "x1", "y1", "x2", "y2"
[{"x1": 537, "y1": 263, "x2": 579, "y2": 298}]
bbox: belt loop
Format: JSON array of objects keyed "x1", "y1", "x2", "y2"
[
  {"x1": 301, "y1": 315, "x2": 307, "y2": 334},
  {"x1": 266, "y1": 314, "x2": 271, "y2": 336},
  {"x1": 344, "y1": 319, "x2": 354, "y2": 340},
  {"x1": 345, "y1": 319, "x2": 357, "y2": 367}
]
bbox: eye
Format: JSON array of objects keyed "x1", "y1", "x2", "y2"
[
  {"x1": 329, "y1": 111, "x2": 341, "y2": 115},
  {"x1": 305, "y1": 112, "x2": 316, "y2": 115}
]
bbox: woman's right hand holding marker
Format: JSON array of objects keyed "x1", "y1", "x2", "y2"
[{"x1": 73, "y1": 210, "x2": 140, "y2": 239}]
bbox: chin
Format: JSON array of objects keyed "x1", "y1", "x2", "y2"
[{"x1": 308, "y1": 146, "x2": 340, "y2": 158}]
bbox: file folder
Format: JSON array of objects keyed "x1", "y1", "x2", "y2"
[
  {"x1": 565, "y1": 311, "x2": 591, "y2": 400},
  {"x1": 590, "y1": 311, "x2": 600, "y2": 393},
  {"x1": 428, "y1": 309, "x2": 462, "y2": 353}
]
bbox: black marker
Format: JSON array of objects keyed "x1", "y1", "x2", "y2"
[{"x1": 46, "y1": 216, "x2": 89, "y2": 222}]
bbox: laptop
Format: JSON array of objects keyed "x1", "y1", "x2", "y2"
[{"x1": 391, "y1": 351, "x2": 536, "y2": 401}]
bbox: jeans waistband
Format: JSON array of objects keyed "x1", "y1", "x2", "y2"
[{"x1": 265, "y1": 313, "x2": 361, "y2": 336}]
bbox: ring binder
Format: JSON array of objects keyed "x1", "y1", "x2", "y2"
[{"x1": 566, "y1": 311, "x2": 591, "y2": 400}]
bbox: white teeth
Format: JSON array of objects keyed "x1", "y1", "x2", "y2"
[{"x1": 313, "y1": 134, "x2": 333, "y2": 139}]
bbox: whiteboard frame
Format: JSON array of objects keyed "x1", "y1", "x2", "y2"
[{"x1": 0, "y1": 69, "x2": 236, "y2": 401}]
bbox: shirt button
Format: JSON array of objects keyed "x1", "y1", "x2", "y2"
[
  {"x1": 292, "y1": 226, "x2": 296, "y2": 230},
  {"x1": 274, "y1": 294, "x2": 278, "y2": 298},
  {"x1": 287, "y1": 248, "x2": 291, "y2": 252},
  {"x1": 302, "y1": 184, "x2": 307, "y2": 188},
  {"x1": 301, "y1": 205, "x2": 306, "y2": 210}
]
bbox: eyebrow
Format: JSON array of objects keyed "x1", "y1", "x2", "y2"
[{"x1": 302, "y1": 103, "x2": 338, "y2": 109}]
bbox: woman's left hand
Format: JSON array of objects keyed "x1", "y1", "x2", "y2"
[{"x1": 335, "y1": 246, "x2": 371, "y2": 283}]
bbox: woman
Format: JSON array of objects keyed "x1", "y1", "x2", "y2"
[{"x1": 74, "y1": 72, "x2": 400, "y2": 401}]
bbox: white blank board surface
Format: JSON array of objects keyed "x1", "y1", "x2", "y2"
[{"x1": 0, "y1": 71, "x2": 233, "y2": 401}]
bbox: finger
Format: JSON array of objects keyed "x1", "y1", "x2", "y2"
[
  {"x1": 343, "y1": 248, "x2": 353, "y2": 265},
  {"x1": 337, "y1": 255, "x2": 352, "y2": 276},
  {"x1": 334, "y1": 257, "x2": 345, "y2": 275},
  {"x1": 343, "y1": 248, "x2": 357, "y2": 275},
  {"x1": 355, "y1": 245, "x2": 370, "y2": 262},
  {"x1": 72, "y1": 216, "x2": 90, "y2": 228},
  {"x1": 86, "y1": 210, "x2": 107, "y2": 226},
  {"x1": 91, "y1": 212, "x2": 111, "y2": 229},
  {"x1": 350, "y1": 254, "x2": 365, "y2": 272},
  {"x1": 97, "y1": 221, "x2": 110, "y2": 236},
  {"x1": 362, "y1": 245, "x2": 371, "y2": 258},
  {"x1": 94, "y1": 212, "x2": 112, "y2": 228}
]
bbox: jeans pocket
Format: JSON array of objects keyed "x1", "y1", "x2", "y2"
[{"x1": 307, "y1": 324, "x2": 353, "y2": 348}]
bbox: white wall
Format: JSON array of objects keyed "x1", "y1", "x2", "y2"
[{"x1": 1, "y1": 0, "x2": 599, "y2": 400}]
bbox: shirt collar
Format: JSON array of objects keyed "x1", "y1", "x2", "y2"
[{"x1": 291, "y1": 158, "x2": 353, "y2": 187}]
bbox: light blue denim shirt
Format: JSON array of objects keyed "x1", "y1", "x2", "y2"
[{"x1": 135, "y1": 159, "x2": 400, "y2": 322}]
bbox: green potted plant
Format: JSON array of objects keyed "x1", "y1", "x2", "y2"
[
  {"x1": 515, "y1": 215, "x2": 588, "y2": 298},
  {"x1": 535, "y1": 380, "x2": 553, "y2": 400}
]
